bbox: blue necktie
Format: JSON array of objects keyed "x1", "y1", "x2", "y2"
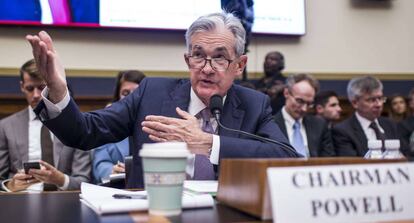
[
  {"x1": 193, "y1": 108, "x2": 216, "y2": 180},
  {"x1": 292, "y1": 121, "x2": 307, "y2": 157}
]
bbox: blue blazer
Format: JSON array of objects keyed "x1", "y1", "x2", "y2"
[
  {"x1": 36, "y1": 78, "x2": 298, "y2": 188},
  {"x1": 92, "y1": 137, "x2": 129, "y2": 183}
]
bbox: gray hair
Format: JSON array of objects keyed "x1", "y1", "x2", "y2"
[
  {"x1": 185, "y1": 12, "x2": 246, "y2": 57},
  {"x1": 286, "y1": 73, "x2": 320, "y2": 93},
  {"x1": 347, "y1": 76, "x2": 383, "y2": 102}
]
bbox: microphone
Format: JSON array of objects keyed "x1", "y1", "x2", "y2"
[{"x1": 209, "y1": 94, "x2": 301, "y2": 157}]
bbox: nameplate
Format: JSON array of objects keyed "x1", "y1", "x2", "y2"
[{"x1": 267, "y1": 163, "x2": 414, "y2": 223}]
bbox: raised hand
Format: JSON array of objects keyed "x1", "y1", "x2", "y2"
[
  {"x1": 26, "y1": 31, "x2": 67, "y2": 103},
  {"x1": 141, "y1": 107, "x2": 213, "y2": 156}
]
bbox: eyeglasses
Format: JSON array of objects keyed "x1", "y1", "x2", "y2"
[
  {"x1": 288, "y1": 90, "x2": 314, "y2": 108},
  {"x1": 362, "y1": 96, "x2": 387, "y2": 104},
  {"x1": 187, "y1": 55, "x2": 234, "y2": 72},
  {"x1": 23, "y1": 84, "x2": 46, "y2": 92}
]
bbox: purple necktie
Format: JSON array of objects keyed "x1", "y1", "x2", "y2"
[
  {"x1": 193, "y1": 108, "x2": 216, "y2": 180},
  {"x1": 48, "y1": 0, "x2": 71, "y2": 24}
]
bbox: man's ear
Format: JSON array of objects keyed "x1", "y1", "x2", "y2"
[
  {"x1": 283, "y1": 87, "x2": 289, "y2": 98},
  {"x1": 235, "y1": 55, "x2": 248, "y2": 76},
  {"x1": 184, "y1": 53, "x2": 190, "y2": 68},
  {"x1": 20, "y1": 81, "x2": 24, "y2": 93},
  {"x1": 351, "y1": 99, "x2": 358, "y2": 109}
]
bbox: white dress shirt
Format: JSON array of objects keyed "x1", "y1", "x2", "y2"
[
  {"x1": 355, "y1": 112, "x2": 385, "y2": 141},
  {"x1": 40, "y1": 87, "x2": 223, "y2": 179},
  {"x1": 281, "y1": 106, "x2": 310, "y2": 157}
]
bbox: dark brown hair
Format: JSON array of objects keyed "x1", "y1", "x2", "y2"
[{"x1": 112, "y1": 70, "x2": 146, "y2": 102}]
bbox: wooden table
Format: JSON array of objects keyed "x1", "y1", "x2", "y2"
[{"x1": 0, "y1": 191, "x2": 265, "y2": 223}]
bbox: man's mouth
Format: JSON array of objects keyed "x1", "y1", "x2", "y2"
[{"x1": 201, "y1": 79, "x2": 215, "y2": 85}]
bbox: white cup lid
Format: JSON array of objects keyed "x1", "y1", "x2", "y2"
[
  {"x1": 384, "y1": 139, "x2": 400, "y2": 150},
  {"x1": 367, "y1": 140, "x2": 382, "y2": 150},
  {"x1": 139, "y1": 142, "x2": 190, "y2": 158}
]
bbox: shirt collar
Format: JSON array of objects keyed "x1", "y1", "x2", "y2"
[
  {"x1": 28, "y1": 106, "x2": 37, "y2": 121},
  {"x1": 281, "y1": 106, "x2": 303, "y2": 128},
  {"x1": 355, "y1": 112, "x2": 379, "y2": 131},
  {"x1": 188, "y1": 87, "x2": 227, "y2": 116}
]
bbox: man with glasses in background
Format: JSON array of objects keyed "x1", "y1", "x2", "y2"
[
  {"x1": 274, "y1": 73, "x2": 335, "y2": 157},
  {"x1": 332, "y1": 76, "x2": 407, "y2": 156},
  {"x1": 0, "y1": 59, "x2": 91, "y2": 192},
  {"x1": 26, "y1": 12, "x2": 299, "y2": 189}
]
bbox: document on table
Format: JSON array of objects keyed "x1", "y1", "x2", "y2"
[
  {"x1": 183, "y1": 180, "x2": 218, "y2": 195},
  {"x1": 79, "y1": 183, "x2": 214, "y2": 215}
]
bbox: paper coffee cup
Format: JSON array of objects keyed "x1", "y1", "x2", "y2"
[{"x1": 140, "y1": 142, "x2": 190, "y2": 216}]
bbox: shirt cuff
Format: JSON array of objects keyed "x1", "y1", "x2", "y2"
[
  {"x1": 209, "y1": 135, "x2": 220, "y2": 165},
  {"x1": 58, "y1": 174, "x2": 70, "y2": 190},
  {"x1": 41, "y1": 87, "x2": 70, "y2": 119},
  {"x1": 1, "y1": 179, "x2": 12, "y2": 192}
]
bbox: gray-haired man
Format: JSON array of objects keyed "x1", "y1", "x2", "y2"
[{"x1": 332, "y1": 76, "x2": 407, "y2": 156}]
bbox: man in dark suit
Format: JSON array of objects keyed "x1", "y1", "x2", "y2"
[
  {"x1": 26, "y1": 12, "x2": 299, "y2": 188},
  {"x1": 398, "y1": 116, "x2": 414, "y2": 160},
  {"x1": 332, "y1": 76, "x2": 405, "y2": 157},
  {"x1": 314, "y1": 91, "x2": 342, "y2": 129},
  {"x1": 0, "y1": 59, "x2": 91, "y2": 192},
  {"x1": 274, "y1": 73, "x2": 334, "y2": 157}
]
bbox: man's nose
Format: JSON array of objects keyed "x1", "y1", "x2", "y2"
[{"x1": 33, "y1": 88, "x2": 42, "y2": 98}]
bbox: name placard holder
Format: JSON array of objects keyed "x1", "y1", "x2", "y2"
[
  {"x1": 267, "y1": 163, "x2": 414, "y2": 223},
  {"x1": 216, "y1": 158, "x2": 407, "y2": 220}
]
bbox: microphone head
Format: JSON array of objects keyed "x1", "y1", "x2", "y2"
[{"x1": 210, "y1": 94, "x2": 223, "y2": 115}]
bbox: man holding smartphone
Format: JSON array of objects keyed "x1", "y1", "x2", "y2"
[{"x1": 0, "y1": 59, "x2": 91, "y2": 192}]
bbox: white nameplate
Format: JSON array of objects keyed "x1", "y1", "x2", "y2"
[{"x1": 267, "y1": 163, "x2": 414, "y2": 223}]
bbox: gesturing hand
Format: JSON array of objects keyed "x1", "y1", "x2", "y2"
[
  {"x1": 26, "y1": 31, "x2": 67, "y2": 103},
  {"x1": 29, "y1": 160, "x2": 65, "y2": 187},
  {"x1": 141, "y1": 107, "x2": 213, "y2": 156}
]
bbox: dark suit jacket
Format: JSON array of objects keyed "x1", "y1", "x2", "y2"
[
  {"x1": 332, "y1": 113, "x2": 403, "y2": 156},
  {"x1": 398, "y1": 116, "x2": 414, "y2": 159},
  {"x1": 35, "y1": 78, "x2": 298, "y2": 188},
  {"x1": 0, "y1": 0, "x2": 99, "y2": 23},
  {"x1": 0, "y1": 108, "x2": 91, "y2": 190},
  {"x1": 274, "y1": 111, "x2": 335, "y2": 157}
]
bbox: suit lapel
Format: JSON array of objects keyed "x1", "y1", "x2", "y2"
[
  {"x1": 14, "y1": 109, "x2": 29, "y2": 162},
  {"x1": 350, "y1": 114, "x2": 368, "y2": 154},
  {"x1": 53, "y1": 138, "x2": 63, "y2": 168},
  {"x1": 303, "y1": 116, "x2": 317, "y2": 157},
  {"x1": 274, "y1": 112, "x2": 288, "y2": 138},
  {"x1": 378, "y1": 117, "x2": 394, "y2": 139},
  {"x1": 219, "y1": 86, "x2": 244, "y2": 137},
  {"x1": 160, "y1": 80, "x2": 191, "y2": 118}
]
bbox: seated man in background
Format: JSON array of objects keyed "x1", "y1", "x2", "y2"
[
  {"x1": 314, "y1": 90, "x2": 342, "y2": 129},
  {"x1": 27, "y1": 11, "x2": 299, "y2": 189},
  {"x1": 93, "y1": 70, "x2": 145, "y2": 183},
  {"x1": 255, "y1": 51, "x2": 286, "y2": 114},
  {"x1": 274, "y1": 73, "x2": 335, "y2": 157},
  {"x1": 332, "y1": 76, "x2": 406, "y2": 157},
  {"x1": 0, "y1": 59, "x2": 91, "y2": 192}
]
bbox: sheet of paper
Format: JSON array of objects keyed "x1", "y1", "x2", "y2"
[
  {"x1": 80, "y1": 182, "x2": 214, "y2": 215},
  {"x1": 183, "y1": 180, "x2": 218, "y2": 194}
]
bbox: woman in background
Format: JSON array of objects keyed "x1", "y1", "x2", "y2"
[
  {"x1": 388, "y1": 94, "x2": 409, "y2": 123},
  {"x1": 92, "y1": 70, "x2": 145, "y2": 183}
]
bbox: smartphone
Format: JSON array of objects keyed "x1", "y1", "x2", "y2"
[{"x1": 23, "y1": 161, "x2": 41, "y2": 174}]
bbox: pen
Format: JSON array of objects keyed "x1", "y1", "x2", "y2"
[{"x1": 112, "y1": 193, "x2": 147, "y2": 199}]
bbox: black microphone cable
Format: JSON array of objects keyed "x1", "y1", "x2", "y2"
[{"x1": 209, "y1": 94, "x2": 301, "y2": 157}]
